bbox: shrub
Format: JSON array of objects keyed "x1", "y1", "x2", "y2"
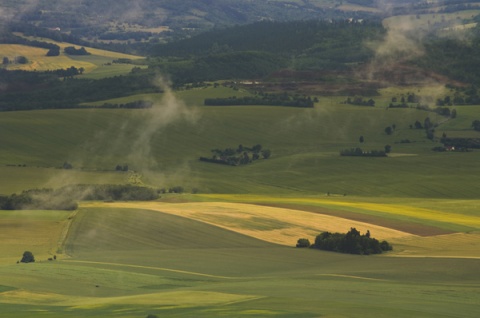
[
  {"x1": 296, "y1": 238, "x2": 311, "y2": 248},
  {"x1": 20, "y1": 251, "x2": 35, "y2": 263}
]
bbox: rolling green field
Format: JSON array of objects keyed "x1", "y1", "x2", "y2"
[
  {"x1": 1, "y1": 77, "x2": 480, "y2": 316},
  {"x1": 1, "y1": 85, "x2": 479, "y2": 198},
  {"x1": 0, "y1": 204, "x2": 478, "y2": 317}
]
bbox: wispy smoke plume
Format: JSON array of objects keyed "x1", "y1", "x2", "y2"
[
  {"x1": 127, "y1": 77, "x2": 199, "y2": 171},
  {"x1": 45, "y1": 76, "x2": 199, "y2": 190}
]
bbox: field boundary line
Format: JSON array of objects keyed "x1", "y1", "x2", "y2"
[
  {"x1": 55, "y1": 210, "x2": 79, "y2": 257},
  {"x1": 62, "y1": 259, "x2": 237, "y2": 279},
  {"x1": 317, "y1": 274, "x2": 390, "y2": 282}
]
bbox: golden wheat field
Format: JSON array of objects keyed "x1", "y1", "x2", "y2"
[{"x1": 82, "y1": 199, "x2": 480, "y2": 259}]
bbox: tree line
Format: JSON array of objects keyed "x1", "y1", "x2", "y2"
[
  {"x1": 340, "y1": 148, "x2": 387, "y2": 157},
  {"x1": 204, "y1": 93, "x2": 315, "y2": 108},
  {"x1": 0, "y1": 184, "x2": 160, "y2": 211}
]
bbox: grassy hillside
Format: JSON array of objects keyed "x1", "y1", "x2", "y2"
[
  {"x1": 0, "y1": 204, "x2": 478, "y2": 317},
  {"x1": 0, "y1": 85, "x2": 479, "y2": 198}
]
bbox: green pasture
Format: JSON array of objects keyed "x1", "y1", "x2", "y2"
[
  {"x1": 0, "y1": 86, "x2": 479, "y2": 197},
  {"x1": 0, "y1": 206, "x2": 478, "y2": 317}
]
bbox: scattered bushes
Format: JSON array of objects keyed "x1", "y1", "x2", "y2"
[
  {"x1": 340, "y1": 148, "x2": 387, "y2": 157},
  {"x1": 344, "y1": 97, "x2": 375, "y2": 107}
]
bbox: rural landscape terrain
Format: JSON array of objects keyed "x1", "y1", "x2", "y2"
[{"x1": 1, "y1": 0, "x2": 480, "y2": 317}]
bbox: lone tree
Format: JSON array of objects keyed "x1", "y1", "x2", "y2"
[{"x1": 20, "y1": 251, "x2": 35, "y2": 263}]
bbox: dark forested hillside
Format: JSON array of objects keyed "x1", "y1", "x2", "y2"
[
  {"x1": 149, "y1": 19, "x2": 385, "y2": 80},
  {"x1": 415, "y1": 36, "x2": 480, "y2": 85},
  {"x1": 6, "y1": 0, "x2": 378, "y2": 44},
  {"x1": 150, "y1": 20, "x2": 384, "y2": 58}
]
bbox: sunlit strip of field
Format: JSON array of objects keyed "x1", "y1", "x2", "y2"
[
  {"x1": 196, "y1": 194, "x2": 480, "y2": 230},
  {"x1": 392, "y1": 232, "x2": 480, "y2": 258},
  {"x1": 0, "y1": 44, "x2": 95, "y2": 72},
  {"x1": 83, "y1": 201, "x2": 415, "y2": 247},
  {"x1": 15, "y1": 34, "x2": 143, "y2": 60},
  {"x1": 0, "y1": 289, "x2": 258, "y2": 309}
]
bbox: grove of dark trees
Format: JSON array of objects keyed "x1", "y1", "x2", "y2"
[{"x1": 312, "y1": 228, "x2": 392, "y2": 255}]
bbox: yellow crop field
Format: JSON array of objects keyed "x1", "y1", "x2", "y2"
[
  {"x1": 196, "y1": 194, "x2": 480, "y2": 229},
  {"x1": 0, "y1": 44, "x2": 95, "y2": 72},
  {"x1": 393, "y1": 233, "x2": 480, "y2": 258},
  {"x1": 0, "y1": 39, "x2": 142, "y2": 74},
  {"x1": 84, "y1": 201, "x2": 415, "y2": 247}
]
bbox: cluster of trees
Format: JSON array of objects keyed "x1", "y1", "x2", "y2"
[
  {"x1": 388, "y1": 93, "x2": 424, "y2": 108},
  {"x1": 64, "y1": 46, "x2": 90, "y2": 55},
  {"x1": 49, "y1": 66, "x2": 85, "y2": 78},
  {"x1": 204, "y1": 93, "x2": 316, "y2": 108},
  {"x1": 66, "y1": 184, "x2": 159, "y2": 202},
  {"x1": 440, "y1": 138, "x2": 480, "y2": 151},
  {"x1": 200, "y1": 144, "x2": 271, "y2": 166},
  {"x1": 384, "y1": 124, "x2": 396, "y2": 135},
  {"x1": 344, "y1": 97, "x2": 375, "y2": 107},
  {"x1": 115, "y1": 164, "x2": 129, "y2": 172},
  {"x1": 2, "y1": 56, "x2": 28, "y2": 65},
  {"x1": 471, "y1": 119, "x2": 480, "y2": 131},
  {"x1": 99, "y1": 31, "x2": 154, "y2": 42},
  {"x1": 0, "y1": 189, "x2": 78, "y2": 211},
  {"x1": 158, "y1": 186, "x2": 185, "y2": 194},
  {"x1": 98, "y1": 101, "x2": 153, "y2": 109},
  {"x1": 340, "y1": 148, "x2": 387, "y2": 157},
  {"x1": 447, "y1": 86, "x2": 480, "y2": 105},
  {"x1": 0, "y1": 184, "x2": 160, "y2": 211},
  {"x1": 297, "y1": 228, "x2": 392, "y2": 255}
]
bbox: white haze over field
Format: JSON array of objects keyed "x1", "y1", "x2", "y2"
[
  {"x1": 43, "y1": 76, "x2": 199, "y2": 190},
  {"x1": 127, "y1": 77, "x2": 199, "y2": 171}
]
